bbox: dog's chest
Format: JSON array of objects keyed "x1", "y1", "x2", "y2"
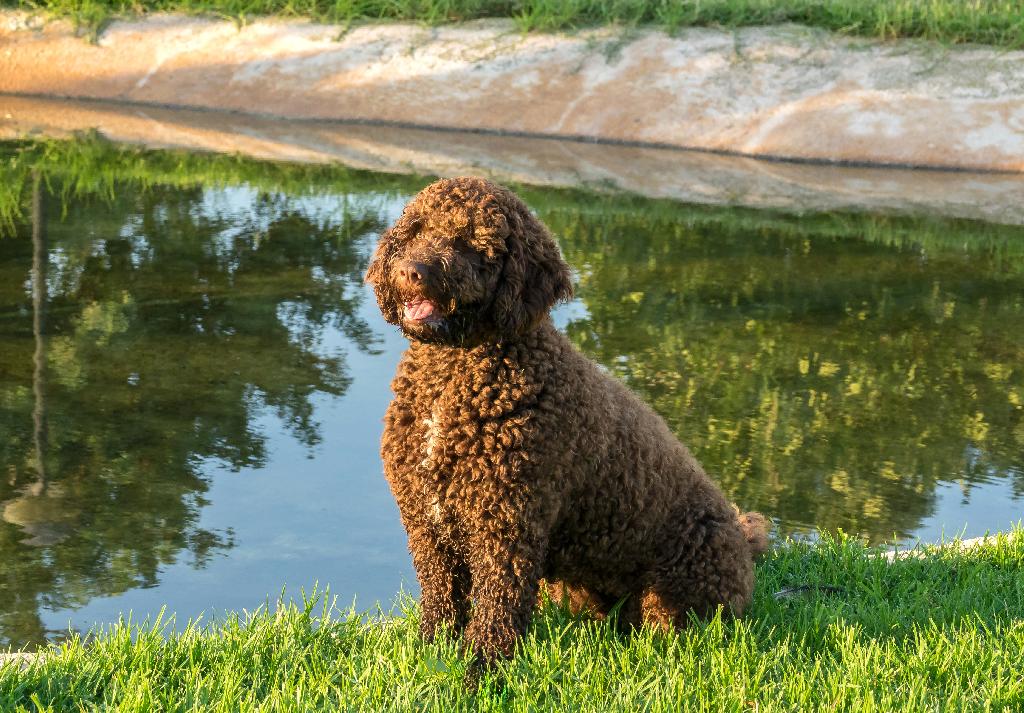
[
  {"x1": 416, "y1": 400, "x2": 449, "y2": 472},
  {"x1": 402, "y1": 380, "x2": 469, "y2": 526},
  {"x1": 415, "y1": 404, "x2": 479, "y2": 541},
  {"x1": 389, "y1": 346, "x2": 541, "y2": 532},
  {"x1": 399, "y1": 351, "x2": 484, "y2": 473}
]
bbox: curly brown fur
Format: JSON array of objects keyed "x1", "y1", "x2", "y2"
[{"x1": 367, "y1": 177, "x2": 769, "y2": 673}]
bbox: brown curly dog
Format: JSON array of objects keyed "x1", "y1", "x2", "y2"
[{"x1": 366, "y1": 177, "x2": 769, "y2": 673}]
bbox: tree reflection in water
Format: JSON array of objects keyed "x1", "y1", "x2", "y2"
[
  {"x1": 0, "y1": 178, "x2": 386, "y2": 647},
  {"x1": 545, "y1": 200, "x2": 1024, "y2": 542}
]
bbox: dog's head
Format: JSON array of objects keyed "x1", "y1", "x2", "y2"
[{"x1": 365, "y1": 177, "x2": 573, "y2": 345}]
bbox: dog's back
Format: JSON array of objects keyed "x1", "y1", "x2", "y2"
[{"x1": 510, "y1": 323, "x2": 765, "y2": 615}]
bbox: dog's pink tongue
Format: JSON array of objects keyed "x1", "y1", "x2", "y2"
[{"x1": 404, "y1": 300, "x2": 436, "y2": 321}]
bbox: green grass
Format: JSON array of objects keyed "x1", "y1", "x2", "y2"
[
  {"x1": 3, "y1": 530, "x2": 1023, "y2": 711},
  {"x1": 4, "y1": 0, "x2": 1024, "y2": 46}
]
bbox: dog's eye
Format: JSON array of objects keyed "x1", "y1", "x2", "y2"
[
  {"x1": 394, "y1": 218, "x2": 422, "y2": 243},
  {"x1": 457, "y1": 240, "x2": 491, "y2": 266}
]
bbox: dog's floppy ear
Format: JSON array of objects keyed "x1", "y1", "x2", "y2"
[
  {"x1": 366, "y1": 216, "x2": 417, "y2": 325},
  {"x1": 364, "y1": 225, "x2": 396, "y2": 287},
  {"x1": 490, "y1": 198, "x2": 573, "y2": 335}
]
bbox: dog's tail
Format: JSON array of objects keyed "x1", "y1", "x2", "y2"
[{"x1": 736, "y1": 510, "x2": 771, "y2": 556}]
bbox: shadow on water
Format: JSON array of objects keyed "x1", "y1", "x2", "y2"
[{"x1": 0, "y1": 136, "x2": 1022, "y2": 649}]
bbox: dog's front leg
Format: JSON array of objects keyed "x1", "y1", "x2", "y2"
[
  {"x1": 405, "y1": 519, "x2": 472, "y2": 642},
  {"x1": 463, "y1": 520, "x2": 546, "y2": 671}
]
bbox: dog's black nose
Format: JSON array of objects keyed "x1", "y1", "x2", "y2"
[{"x1": 397, "y1": 260, "x2": 430, "y2": 286}]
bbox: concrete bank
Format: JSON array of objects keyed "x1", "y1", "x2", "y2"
[
  {"x1": 4, "y1": 96, "x2": 1024, "y2": 226},
  {"x1": 2, "y1": 12, "x2": 1023, "y2": 173},
  {"x1": 0, "y1": 652, "x2": 37, "y2": 670}
]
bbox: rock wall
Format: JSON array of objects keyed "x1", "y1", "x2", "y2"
[{"x1": 2, "y1": 12, "x2": 1023, "y2": 172}]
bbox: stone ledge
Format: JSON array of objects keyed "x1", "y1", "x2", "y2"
[
  {"x1": 0, "y1": 652, "x2": 38, "y2": 670},
  {"x1": 1, "y1": 12, "x2": 1022, "y2": 173},
  {"x1": 878, "y1": 535, "x2": 1005, "y2": 562}
]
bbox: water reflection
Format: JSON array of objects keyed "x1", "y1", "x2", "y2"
[
  {"x1": 0, "y1": 174, "x2": 387, "y2": 647},
  {"x1": 548, "y1": 202, "x2": 1024, "y2": 541},
  {"x1": 0, "y1": 139, "x2": 1022, "y2": 649}
]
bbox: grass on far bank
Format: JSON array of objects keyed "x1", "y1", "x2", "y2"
[
  {"x1": 3, "y1": 530, "x2": 1023, "y2": 712},
  {"x1": 4, "y1": 0, "x2": 1024, "y2": 47}
]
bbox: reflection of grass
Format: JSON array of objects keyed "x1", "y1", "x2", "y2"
[
  {"x1": 531, "y1": 188, "x2": 1024, "y2": 268},
  {"x1": 5, "y1": 0, "x2": 1024, "y2": 46},
  {"x1": 0, "y1": 136, "x2": 426, "y2": 231},
  {"x1": 3, "y1": 530, "x2": 1022, "y2": 710},
  {"x1": 4, "y1": 135, "x2": 1024, "y2": 265}
]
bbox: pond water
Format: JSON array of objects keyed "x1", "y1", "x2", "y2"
[{"x1": 1, "y1": 139, "x2": 1022, "y2": 649}]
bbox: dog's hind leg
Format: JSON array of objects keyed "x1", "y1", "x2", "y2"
[
  {"x1": 638, "y1": 514, "x2": 756, "y2": 631},
  {"x1": 539, "y1": 580, "x2": 611, "y2": 619}
]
